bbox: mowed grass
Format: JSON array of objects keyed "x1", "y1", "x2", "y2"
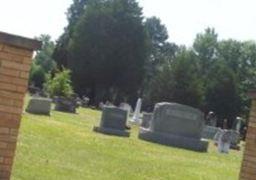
[{"x1": 12, "y1": 106, "x2": 243, "y2": 180}]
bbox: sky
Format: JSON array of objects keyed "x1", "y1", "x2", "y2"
[{"x1": 0, "y1": 0, "x2": 255, "y2": 46}]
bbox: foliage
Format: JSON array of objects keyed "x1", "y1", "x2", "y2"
[
  {"x1": 30, "y1": 34, "x2": 56, "y2": 87},
  {"x1": 191, "y1": 28, "x2": 256, "y2": 125},
  {"x1": 53, "y1": 0, "x2": 88, "y2": 67},
  {"x1": 193, "y1": 28, "x2": 218, "y2": 78},
  {"x1": 59, "y1": 0, "x2": 147, "y2": 105},
  {"x1": 205, "y1": 62, "x2": 241, "y2": 127},
  {"x1": 53, "y1": 0, "x2": 256, "y2": 125},
  {"x1": 143, "y1": 16, "x2": 178, "y2": 88},
  {"x1": 29, "y1": 63, "x2": 46, "y2": 88},
  {"x1": 148, "y1": 50, "x2": 203, "y2": 108},
  {"x1": 44, "y1": 69, "x2": 74, "y2": 98}
]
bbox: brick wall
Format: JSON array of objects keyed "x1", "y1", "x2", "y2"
[
  {"x1": 240, "y1": 92, "x2": 256, "y2": 180},
  {"x1": 0, "y1": 32, "x2": 41, "y2": 180}
]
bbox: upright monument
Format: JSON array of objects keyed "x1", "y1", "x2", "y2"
[
  {"x1": 139, "y1": 102, "x2": 208, "y2": 152},
  {"x1": 94, "y1": 106, "x2": 130, "y2": 137}
]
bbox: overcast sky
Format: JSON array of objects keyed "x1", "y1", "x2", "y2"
[{"x1": 0, "y1": 0, "x2": 255, "y2": 46}]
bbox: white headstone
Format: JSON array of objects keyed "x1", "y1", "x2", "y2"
[
  {"x1": 214, "y1": 129, "x2": 232, "y2": 154},
  {"x1": 130, "y1": 98, "x2": 142, "y2": 124},
  {"x1": 235, "y1": 117, "x2": 242, "y2": 132}
]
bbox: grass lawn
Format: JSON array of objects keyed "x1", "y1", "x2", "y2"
[{"x1": 12, "y1": 105, "x2": 243, "y2": 180}]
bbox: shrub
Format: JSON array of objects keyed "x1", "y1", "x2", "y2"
[
  {"x1": 29, "y1": 63, "x2": 46, "y2": 88},
  {"x1": 44, "y1": 69, "x2": 74, "y2": 98}
]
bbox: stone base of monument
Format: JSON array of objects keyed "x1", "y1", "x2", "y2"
[
  {"x1": 230, "y1": 130, "x2": 241, "y2": 150},
  {"x1": 202, "y1": 126, "x2": 219, "y2": 140},
  {"x1": 139, "y1": 128, "x2": 209, "y2": 152},
  {"x1": 141, "y1": 113, "x2": 153, "y2": 129},
  {"x1": 54, "y1": 97, "x2": 78, "y2": 113},
  {"x1": 93, "y1": 126, "x2": 130, "y2": 137},
  {"x1": 26, "y1": 97, "x2": 52, "y2": 115},
  {"x1": 128, "y1": 119, "x2": 141, "y2": 125}
]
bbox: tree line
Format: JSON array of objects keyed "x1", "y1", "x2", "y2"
[{"x1": 30, "y1": 0, "x2": 256, "y2": 128}]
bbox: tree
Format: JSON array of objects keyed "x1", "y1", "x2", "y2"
[
  {"x1": 29, "y1": 34, "x2": 56, "y2": 88},
  {"x1": 217, "y1": 39, "x2": 242, "y2": 74},
  {"x1": 53, "y1": 0, "x2": 88, "y2": 67},
  {"x1": 142, "y1": 17, "x2": 178, "y2": 106},
  {"x1": 148, "y1": 50, "x2": 203, "y2": 109},
  {"x1": 34, "y1": 34, "x2": 56, "y2": 72},
  {"x1": 143, "y1": 17, "x2": 177, "y2": 80},
  {"x1": 205, "y1": 62, "x2": 241, "y2": 128},
  {"x1": 29, "y1": 63, "x2": 46, "y2": 88},
  {"x1": 193, "y1": 28, "x2": 218, "y2": 77},
  {"x1": 66, "y1": 0, "x2": 147, "y2": 104}
]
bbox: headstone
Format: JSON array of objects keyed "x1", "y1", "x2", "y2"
[
  {"x1": 139, "y1": 102, "x2": 209, "y2": 152},
  {"x1": 54, "y1": 97, "x2": 77, "y2": 113},
  {"x1": 105, "y1": 101, "x2": 114, "y2": 107},
  {"x1": 119, "y1": 102, "x2": 133, "y2": 118},
  {"x1": 202, "y1": 125, "x2": 219, "y2": 139},
  {"x1": 141, "y1": 113, "x2": 153, "y2": 129},
  {"x1": 214, "y1": 129, "x2": 232, "y2": 153},
  {"x1": 93, "y1": 107, "x2": 130, "y2": 137},
  {"x1": 205, "y1": 111, "x2": 217, "y2": 127},
  {"x1": 130, "y1": 98, "x2": 142, "y2": 124},
  {"x1": 230, "y1": 130, "x2": 240, "y2": 150},
  {"x1": 99, "y1": 102, "x2": 105, "y2": 110},
  {"x1": 233, "y1": 116, "x2": 242, "y2": 132},
  {"x1": 81, "y1": 96, "x2": 90, "y2": 107},
  {"x1": 26, "y1": 97, "x2": 52, "y2": 115}
]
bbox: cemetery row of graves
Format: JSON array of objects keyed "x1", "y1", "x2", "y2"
[
  {"x1": 13, "y1": 92, "x2": 244, "y2": 179},
  {"x1": 0, "y1": 30, "x2": 248, "y2": 180},
  {"x1": 1, "y1": 0, "x2": 256, "y2": 178},
  {"x1": 26, "y1": 92, "x2": 242, "y2": 154},
  {"x1": 12, "y1": 102, "x2": 242, "y2": 179}
]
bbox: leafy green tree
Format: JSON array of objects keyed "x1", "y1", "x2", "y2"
[
  {"x1": 53, "y1": 0, "x2": 88, "y2": 67},
  {"x1": 29, "y1": 34, "x2": 56, "y2": 87},
  {"x1": 66, "y1": 0, "x2": 147, "y2": 104},
  {"x1": 142, "y1": 17, "x2": 178, "y2": 107},
  {"x1": 193, "y1": 28, "x2": 218, "y2": 77},
  {"x1": 148, "y1": 50, "x2": 203, "y2": 109},
  {"x1": 34, "y1": 34, "x2": 56, "y2": 72},
  {"x1": 29, "y1": 63, "x2": 46, "y2": 88},
  {"x1": 205, "y1": 62, "x2": 241, "y2": 127},
  {"x1": 144, "y1": 17, "x2": 177, "y2": 79}
]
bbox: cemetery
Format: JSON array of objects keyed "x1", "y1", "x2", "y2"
[
  {"x1": 0, "y1": 29, "x2": 254, "y2": 180},
  {"x1": 11, "y1": 99, "x2": 243, "y2": 180},
  {"x1": 1, "y1": 0, "x2": 256, "y2": 180}
]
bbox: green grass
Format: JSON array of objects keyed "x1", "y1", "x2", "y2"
[{"x1": 12, "y1": 107, "x2": 243, "y2": 180}]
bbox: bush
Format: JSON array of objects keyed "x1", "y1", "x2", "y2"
[
  {"x1": 29, "y1": 63, "x2": 46, "y2": 88},
  {"x1": 44, "y1": 69, "x2": 74, "y2": 98}
]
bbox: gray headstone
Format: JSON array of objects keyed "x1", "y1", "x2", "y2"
[
  {"x1": 26, "y1": 97, "x2": 52, "y2": 115},
  {"x1": 202, "y1": 126, "x2": 219, "y2": 139},
  {"x1": 93, "y1": 107, "x2": 130, "y2": 137},
  {"x1": 230, "y1": 130, "x2": 240, "y2": 150},
  {"x1": 54, "y1": 97, "x2": 77, "y2": 113},
  {"x1": 141, "y1": 113, "x2": 153, "y2": 129},
  {"x1": 214, "y1": 129, "x2": 233, "y2": 153},
  {"x1": 205, "y1": 111, "x2": 217, "y2": 127},
  {"x1": 139, "y1": 102, "x2": 208, "y2": 152}
]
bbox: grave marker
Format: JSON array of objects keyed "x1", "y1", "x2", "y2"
[
  {"x1": 139, "y1": 102, "x2": 208, "y2": 152},
  {"x1": 93, "y1": 106, "x2": 130, "y2": 137}
]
